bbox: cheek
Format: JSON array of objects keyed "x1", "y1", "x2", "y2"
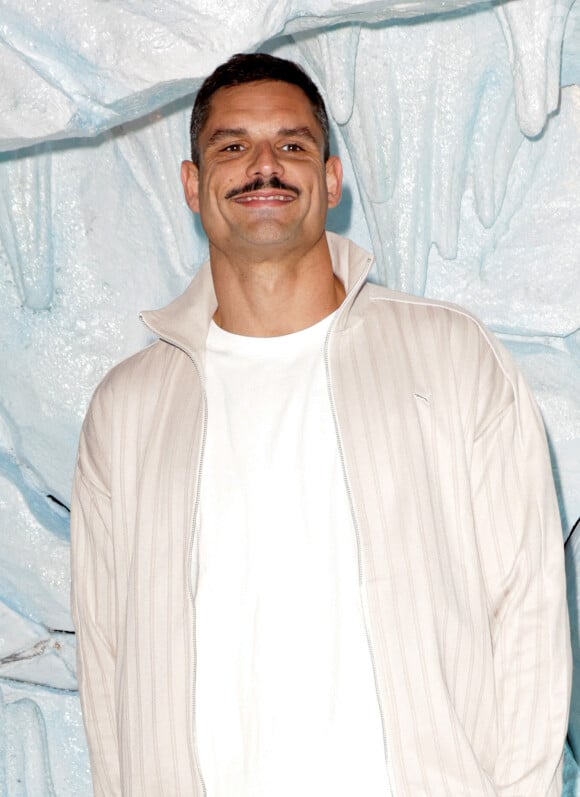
[
  {"x1": 205, "y1": 168, "x2": 240, "y2": 201},
  {"x1": 199, "y1": 176, "x2": 223, "y2": 210}
]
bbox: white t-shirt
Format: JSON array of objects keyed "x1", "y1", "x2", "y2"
[{"x1": 195, "y1": 312, "x2": 390, "y2": 796}]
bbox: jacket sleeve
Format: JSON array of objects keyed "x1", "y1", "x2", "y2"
[
  {"x1": 470, "y1": 353, "x2": 571, "y2": 796},
  {"x1": 70, "y1": 381, "x2": 122, "y2": 796}
]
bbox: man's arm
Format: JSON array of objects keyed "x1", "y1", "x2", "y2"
[
  {"x1": 70, "y1": 384, "x2": 122, "y2": 796},
  {"x1": 471, "y1": 356, "x2": 571, "y2": 795}
]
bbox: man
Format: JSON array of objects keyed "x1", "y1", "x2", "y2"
[{"x1": 71, "y1": 53, "x2": 571, "y2": 796}]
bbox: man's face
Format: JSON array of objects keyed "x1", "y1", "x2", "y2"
[{"x1": 181, "y1": 80, "x2": 342, "y2": 260}]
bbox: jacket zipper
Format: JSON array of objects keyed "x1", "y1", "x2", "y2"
[
  {"x1": 147, "y1": 328, "x2": 208, "y2": 797},
  {"x1": 187, "y1": 354, "x2": 208, "y2": 797},
  {"x1": 323, "y1": 310, "x2": 395, "y2": 797}
]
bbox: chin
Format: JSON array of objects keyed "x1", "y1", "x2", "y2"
[{"x1": 237, "y1": 224, "x2": 297, "y2": 248}]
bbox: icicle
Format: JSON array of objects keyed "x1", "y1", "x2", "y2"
[
  {"x1": 494, "y1": 0, "x2": 575, "y2": 137},
  {"x1": 293, "y1": 23, "x2": 360, "y2": 125},
  {"x1": 0, "y1": 147, "x2": 54, "y2": 310}
]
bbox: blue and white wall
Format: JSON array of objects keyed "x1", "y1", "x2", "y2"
[{"x1": 0, "y1": 1, "x2": 579, "y2": 793}]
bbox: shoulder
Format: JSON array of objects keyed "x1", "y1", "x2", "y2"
[
  {"x1": 90, "y1": 340, "x2": 183, "y2": 405},
  {"x1": 363, "y1": 282, "x2": 513, "y2": 375},
  {"x1": 365, "y1": 282, "x2": 488, "y2": 335},
  {"x1": 76, "y1": 340, "x2": 199, "y2": 485},
  {"x1": 357, "y1": 283, "x2": 522, "y2": 432},
  {"x1": 80, "y1": 339, "x2": 196, "y2": 447}
]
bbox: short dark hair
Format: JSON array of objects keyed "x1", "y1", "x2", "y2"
[{"x1": 189, "y1": 53, "x2": 330, "y2": 165}]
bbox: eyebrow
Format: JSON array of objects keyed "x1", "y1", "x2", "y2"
[
  {"x1": 277, "y1": 127, "x2": 319, "y2": 146},
  {"x1": 205, "y1": 128, "x2": 247, "y2": 148},
  {"x1": 204, "y1": 125, "x2": 320, "y2": 149}
]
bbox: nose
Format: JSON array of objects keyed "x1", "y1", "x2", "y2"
[{"x1": 246, "y1": 141, "x2": 283, "y2": 178}]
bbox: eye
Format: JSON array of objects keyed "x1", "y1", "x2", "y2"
[
  {"x1": 221, "y1": 143, "x2": 245, "y2": 152},
  {"x1": 281, "y1": 143, "x2": 304, "y2": 152}
]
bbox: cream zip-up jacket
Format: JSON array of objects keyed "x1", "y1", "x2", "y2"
[{"x1": 71, "y1": 232, "x2": 571, "y2": 797}]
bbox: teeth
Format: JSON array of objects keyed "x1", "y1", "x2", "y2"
[{"x1": 236, "y1": 195, "x2": 292, "y2": 202}]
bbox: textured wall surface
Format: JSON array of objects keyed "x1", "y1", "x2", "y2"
[{"x1": 0, "y1": 0, "x2": 579, "y2": 793}]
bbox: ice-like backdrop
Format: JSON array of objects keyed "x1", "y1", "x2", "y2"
[{"x1": 0, "y1": 0, "x2": 579, "y2": 793}]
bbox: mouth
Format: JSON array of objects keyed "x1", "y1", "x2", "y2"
[
  {"x1": 225, "y1": 178, "x2": 300, "y2": 203},
  {"x1": 233, "y1": 191, "x2": 295, "y2": 204}
]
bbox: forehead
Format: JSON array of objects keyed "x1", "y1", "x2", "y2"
[{"x1": 201, "y1": 80, "x2": 321, "y2": 138}]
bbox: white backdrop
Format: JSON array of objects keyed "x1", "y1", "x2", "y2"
[{"x1": 0, "y1": 1, "x2": 579, "y2": 793}]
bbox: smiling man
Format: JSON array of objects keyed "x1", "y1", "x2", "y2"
[
  {"x1": 180, "y1": 77, "x2": 344, "y2": 336},
  {"x1": 71, "y1": 53, "x2": 570, "y2": 797}
]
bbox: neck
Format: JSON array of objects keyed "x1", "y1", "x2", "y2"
[{"x1": 210, "y1": 234, "x2": 345, "y2": 337}]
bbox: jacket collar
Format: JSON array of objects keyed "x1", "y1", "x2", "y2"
[{"x1": 140, "y1": 231, "x2": 374, "y2": 356}]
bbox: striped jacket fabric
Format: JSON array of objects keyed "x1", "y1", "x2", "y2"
[{"x1": 71, "y1": 232, "x2": 571, "y2": 796}]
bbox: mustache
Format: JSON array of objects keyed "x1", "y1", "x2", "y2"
[{"x1": 225, "y1": 176, "x2": 301, "y2": 200}]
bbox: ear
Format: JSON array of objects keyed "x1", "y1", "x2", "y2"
[
  {"x1": 325, "y1": 155, "x2": 343, "y2": 209},
  {"x1": 181, "y1": 160, "x2": 200, "y2": 213}
]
